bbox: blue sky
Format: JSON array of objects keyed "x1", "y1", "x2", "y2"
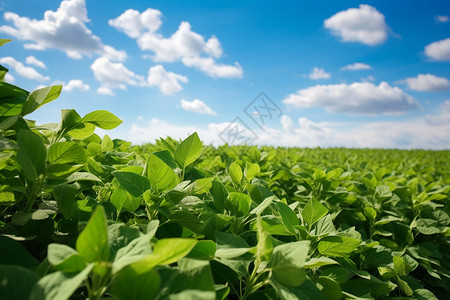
[{"x1": 1, "y1": 0, "x2": 449, "y2": 148}]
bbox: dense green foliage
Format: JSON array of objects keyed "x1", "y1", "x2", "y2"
[{"x1": 1, "y1": 39, "x2": 449, "y2": 299}]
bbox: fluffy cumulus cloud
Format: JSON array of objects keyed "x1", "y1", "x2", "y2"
[
  {"x1": 341, "y1": 62, "x2": 372, "y2": 71},
  {"x1": 424, "y1": 38, "x2": 450, "y2": 61},
  {"x1": 0, "y1": 0, "x2": 125, "y2": 60},
  {"x1": 109, "y1": 9, "x2": 242, "y2": 78},
  {"x1": 435, "y1": 15, "x2": 449, "y2": 23},
  {"x1": 180, "y1": 99, "x2": 217, "y2": 116},
  {"x1": 5, "y1": 73, "x2": 14, "y2": 83},
  {"x1": 404, "y1": 74, "x2": 450, "y2": 91},
  {"x1": 309, "y1": 67, "x2": 330, "y2": 79},
  {"x1": 125, "y1": 111, "x2": 450, "y2": 149},
  {"x1": 25, "y1": 56, "x2": 46, "y2": 69},
  {"x1": 182, "y1": 57, "x2": 243, "y2": 78},
  {"x1": 63, "y1": 79, "x2": 90, "y2": 92},
  {"x1": 324, "y1": 4, "x2": 388, "y2": 46},
  {"x1": 147, "y1": 65, "x2": 187, "y2": 95},
  {"x1": 283, "y1": 81, "x2": 419, "y2": 115},
  {"x1": 0, "y1": 56, "x2": 49, "y2": 81},
  {"x1": 90, "y1": 57, "x2": 145, "y2": 95}
]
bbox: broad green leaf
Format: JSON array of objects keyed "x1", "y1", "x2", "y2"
[
  {"x1": 152, "y1": 150, "x2": 177, "y2": 169},
  {"x1": 111, "y1": 267, "x2": 160, "y2": 300},
  {"x1": 66, "y1": 172, "x2": 102, "y2": 183},
  {"x1": 81, "y1": 110, "x2": 122, "y2": 129},
  {"x1": 0, "y1": 236, "x2": 38, "y2": 267},
  {"x1": 270, "y1": 278, "x2": 326, "y2": 300},
  {"x1": 17, "y1": 130, "x2": 46, "y2": 181},
  {"x1": 46, "y1": 164, "x2": 84, "y2": 179},
  {"x1": 319, "y1": 267, "x2": 353, "y2": 283},
  {"x1": 21, "y1": 85, "x2": 62, "y2": 116},
  {"x1": 47, "y1": 244, "x2": 86, "y2": 273},
  {"x1": 250, "y1": 195, "x2": 274, "y2": 215},
  {"x1": 0, "y1": 39, "x2": 12, "y2": 46},
  {"x1": 0, "y1": 192, "x2": 15, "y2": 204},
  {"x1": 0, "y1": 82, "x2": 29, "y2": 116},
  {"x1": 30, "y1": 264, "x2": 93, "y2": 300},
  {"x1": 174, "y1": 132, "x2": 202, "y2": 168},
  {"x1": 66, "y1": 123, "x2": 95, "y2": 139},
  {"x1": 301, "y1": 198, "x2": 328, "y2": 228},
  {"x1": 245, "y1": 163, "x2": 260, "y2": 181},
  {"x1": 53, "y1": 183, "x2": 79, "y2": 219},
  {"x1": 318, "y1": 236, "x2": 361, "y2": 257},
  {"x1": 317, "y1": 276, "x2": 342, "y2": 300},
  {"x1": 364, "y1": 206, "x2": 377, "y2": 223},
  {"x1": 0, "y1": 265, "x2": 39, "y2": 300},
  {"x1": 112, "y1": 171, "x2": 150, "y2": 197},
  {"x1": 131, "y1": 238, "x2": 197, "y2": 273},
  {"x1": 229, "y1": 161, "x2": 243, "y2": 184},
  {"x1": 304, "y1": 257, "x2": 339, "y2": 269},
  {"x1": 48, "y1": 142, "x2": 86, "y2": 164},
  {"x1": 256, "y1": 215, "x2": 273, "y2": 261},
  {"x1": 60, "y1": 109, "x2": 81, "y2": 130},
  {"x1": 274, "y1": 202, "x2": 299, "y2": 234},
  {"x1": 270, "y1": 241, "x2": 310, "y2": 287},
  {"x1": 102, "y1": 134, "x2": 114, "y2": 152},
  {"x1": 76, "y1": 206, "x2": 109, "y2": 262},
  {"x1": 188, "y1": 177, "x2": 213, "y2": 194},
  {"x1": 148, "y1": 154, "x2": 179, "y2": 192},
  {"x1": 224, "y1": 192, "x2": 252, "y2": 217},
  {"x1": 108, "y1": 223, "x2": 141, "y2": 259},
  {"x1": 169, "y1": 290, "x2": 216, "y2": 300},
  {"x1": 416, "y1": 218, "x2": 442, "y2": 235},
  {"x1": 187, "y1": 240, "x2": 216, "y2": 260},
  {"x1": 210, "y1": 180, "x2": 228, "y2": 212}
]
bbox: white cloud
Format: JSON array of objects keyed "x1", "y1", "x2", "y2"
[
  {"x1": 0, "y1": 56, "x2": 49, "y2": 81},
  {"x1": 324, "y1": 4, "x2": 388, "y2": 46},
  {"x1": 281, "y1": 115, "x2": 294, "y2": 132},
  {"x1": 147, "y1": 65, "x2": 187, "y2": 95},
  {"x1": 404, "y1": 74, "x2": 450, "y2": 91},
  {"x1": 4, "y1": 73, "x2": 14, "y2": 83},
  {"x1": 180, "y1": 99, "x2": 217, "y2": 116},
  {"x1": 341, "y1": 62, "x2": 372, "y2": 71},
  {"x1": 63, "y1": 79, "x2": 90, "y2": 92},
  {"x1": 361, "y1": 75, "x2": 376, "y2": 82},
  {"x1": 182, "y1": 57, "x2": 243, "y2": 78},
  {"x1": 424, "y1": 38, "x2": 450, "y2": 61},
  {"x1": 108, "y1": 8, "x2": 162, "y2": 38},
  {"x1": 283, "y1": 81, "x2": 419, "y2": 115},
  {"x1": 309, "y1": 67, "x2": 330, "y2": 79},
  {"x1": 0, "y1": 0, "x2": 125, "y2": 60},
  {"x1": 109, "y1": 9, "x2": 242, "y2": 78},
  {"x1": 125, "y1": 112, "x2": 450, "y2": 149},
  {"x1": 25, "y1": 56, "x2": 46, "y2": 69},
  {"x1": 90, "y1": 57, "x2": 145, "y2": 95},
  {"x1": 435, "y1": 15, "x2": 449, "y2": 23}
]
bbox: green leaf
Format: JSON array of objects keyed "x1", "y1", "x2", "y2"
[
  {"x1": 224, "y1": 192, "x2": 252, "y2": 217},
  {"x1": 318, "y1": 236, "x2": 361, "y2": 257},
  {"x1": 46, "y1": 164, "x2": 84, "y2": 179},
  {"x1": 152, "y1": 150, "x2": 177, "y2": 169},
  {"x1": 210, "y1": 180, "x2": 228, "y2": 212},
  {"x1": 148, "y1": 153, "x2": 179, "y2": 192},
  {"x1": 108, "y1": 223, "x2": 141, "y2": 260},
  {"x1": 364, "y1": 206, "x2": 377, "y2": 223},
  {"x1": 21, "y1": 85, "x2": 62, "y2": 116},
  {"x1": 76, "y1": 206, "x2": 109, "y2": 262},
  {"x1": 229, "y1": 161, "x2": 243, "y2": 184},
  {"x1": 60, "y1": 109, "x2": 81, "y2": 130},
  {"x1": 48, "y1": 142, "x2": 86, "y2": 165},
  {"x1": 0, "y1": 82, "x2": 29, "y2": 116},
  {"x1": 245, "y1": 163, "x2": 260, "y2": 181},
  {"x1": 102, "y1": 134, "x2": 114, "y2": 152},
  {"x1": 187, "y1": 240, "x2": 216, "y2": 260},
  {"x1": 81, "y1": 110, "x2": 122, "y2": 129},
  {"x1": 270, "y1": 241, "x2": 310, "y2": 287},
  {"x1": 112, "y1": 171, "x2": 150, "y2": 197},
  {"x1": 0, "y1": 265, "x2": 39, "y2": 300},
  {"x1": 0, "y1": 235, "x2": 38, "y2": 267},
  {"x1": 111, "y1": 267, "x2": 160, "y2": 300},
  {"x1": 274, "y1": 202, "x2": 299, "y2": 234},
  {"x1": 317, "y1": 276, "x2": 342, "y2": 300},
  {"x1": 304, "y1": 257, "x2": 339, "y2": 269},
  {"x1": 16, "y1": 130, "x2": 46, "y2": 181},
  {"x1": 256, "y1": 215, "x2": 273, "y2": 261},
  {"x1": 0, "y1": 39, "x2": 12, "y2": 47},
  {"x1": 30, "y1": 264, "x2": 93, "y2": 300},
  {"x1": 416, "y1": 218, "x2": 442, "y2": 235},
  {"x1": 47, "y1": 244, "x2": 86, "y2": 273},
  {"x1": 53, "y1": 183, "x2": 79, "y2": 219},
  {"x1": 0, "y1": 192, "x2": 15, "y2": 204},
  {"x1": 169, "y1": 290, "x2": 216, "y2": 300},
  {"x1": 174, "y1": 132, "x2": 202, "y2": 168},
  {"x1": 66, "y1": 123, "x2": 95, "y2": 139},
  {"x1": 302, "y1": 198, "x2": 328, "y2": 228},
  {"x1": 131, "y1": 238, "x2": 197, "y2": 273}
]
